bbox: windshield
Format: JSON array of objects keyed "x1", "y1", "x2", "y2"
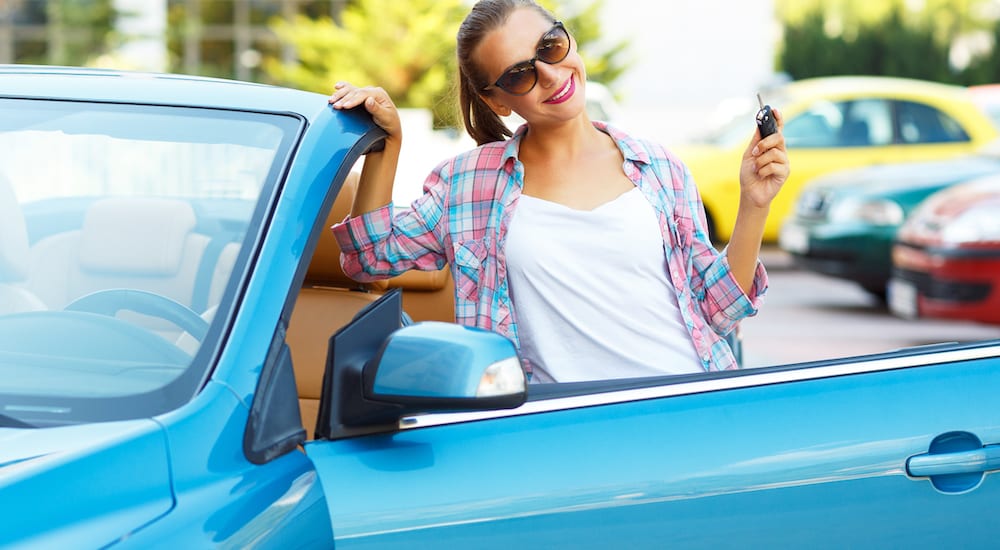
[{"x1": 0, "y1": 98, "x2": 301, "y2": 426}]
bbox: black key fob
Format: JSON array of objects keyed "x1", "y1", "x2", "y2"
[{"x1": 755, "y1": 93, "x2": 777, "y2": 138}]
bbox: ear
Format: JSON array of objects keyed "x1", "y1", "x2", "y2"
[{"x1": 480, "y1": 93, "x2": 513, "y2": 117}]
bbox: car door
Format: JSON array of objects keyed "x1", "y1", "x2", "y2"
[{"x1": 304, "y1": 322, "x2": 1000, "y2": 548}]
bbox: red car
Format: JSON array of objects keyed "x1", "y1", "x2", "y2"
[{"x1": 889, "y1": 173, "x2": 1000, "y2": 323}]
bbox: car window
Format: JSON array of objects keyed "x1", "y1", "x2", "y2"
[
  {"x1": 0, "y1": 98, "x2": 301, "y2": 421},
  {"x1": 895, "y1": 100, "x2": 970, "y2": 144},
  {"x1": 844, "y1": 98, "x2": 893, "y2": 146},
  {"x1": 784, "y1": 98, "x2": 893, "y2": 148},
  {"x1": 783, "y1": 99, "x2": 841, "y2": 148}
]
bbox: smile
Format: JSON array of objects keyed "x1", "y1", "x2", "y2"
[{"x1": 544, "y1": 75, "x2": 575, "y2": 104}]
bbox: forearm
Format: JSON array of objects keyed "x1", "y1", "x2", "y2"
[
  {"x1": 352, "y1": 136, "x2": 401, "y2": 217},
  {"x1": 726, "y1": 197, "x2": 769, "y2": 294}
]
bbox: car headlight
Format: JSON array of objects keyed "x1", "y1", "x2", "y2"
[
  {"x1": 941, "y1": 205, "x2": 1000, "y2": 244},
  {"x1": 828, "y1": 197, "x2": 904, "y2": 226}
]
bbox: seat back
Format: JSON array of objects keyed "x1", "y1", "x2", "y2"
[
  {"x1": 0, "y1": 174, "x2": 46, "y2": 314},
  {"x1": 24, "y1": 198, "x2": 237, "y2": 336},
  {"x1": 287, "y1": 172, "x2": 456, "y2": 438}
]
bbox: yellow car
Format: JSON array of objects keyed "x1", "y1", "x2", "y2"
[{"x1": 675, "y1": 76, "x2": 1000, "y2": 242}]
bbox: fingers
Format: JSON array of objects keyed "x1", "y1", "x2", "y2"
[
  {"x1": 328, "y1": 81, "x2": 387, "y2": 110},
  {"x1": 328, "y1": 81, "x2": 402, "y2": 139},
  {"x1": 752, "y1": 145, "x2": 789, "y2": 179}
]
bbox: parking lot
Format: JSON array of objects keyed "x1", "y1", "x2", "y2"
[{"x1": 740, "y1": 247, "x2": 1000, "y2": 368}]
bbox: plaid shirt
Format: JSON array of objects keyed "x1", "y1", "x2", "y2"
[{"x1": 332, "y1": 122, "x2": 767, "y2": 372}]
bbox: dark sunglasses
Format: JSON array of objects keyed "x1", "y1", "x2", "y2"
[{"x1": 482, "y1": 22, "x2": 571, "y2": 96}]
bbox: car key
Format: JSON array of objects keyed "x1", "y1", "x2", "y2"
[{"x1": 755, "y1": 93, "x2": 777, "y2": 138}]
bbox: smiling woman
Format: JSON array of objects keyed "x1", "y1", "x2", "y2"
[{"x1": 0, "y1": 62, "x2": 1000, "y2": 549}]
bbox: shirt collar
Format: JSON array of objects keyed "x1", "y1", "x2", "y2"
[{"x1": 498, "y1": 120, "x2": 651, "y2": 169}]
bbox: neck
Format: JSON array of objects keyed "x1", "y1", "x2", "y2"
[{"x1": 520, "y1": 115, "x2": 603, "y2": 161}]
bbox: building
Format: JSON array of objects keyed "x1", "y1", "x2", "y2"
[{"x1": 0, "y1": 0, "x2": 346, "y2": 80}]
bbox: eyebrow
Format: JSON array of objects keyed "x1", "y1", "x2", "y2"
[{"x1": 493, "y1": 24, "x2": 558, "y2": 80}]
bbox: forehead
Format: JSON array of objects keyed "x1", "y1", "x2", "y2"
[{"x1": 475, "y1": 8, "x2": 553, "y2": 76}]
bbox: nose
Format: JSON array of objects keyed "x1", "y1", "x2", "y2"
[{"x1": 534, "y1": 62, "x2": 561, "y2": 90}]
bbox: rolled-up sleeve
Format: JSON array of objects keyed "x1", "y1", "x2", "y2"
[
  {"x1": 681, "y1": 164, "x2": 768, "y2": 335},
  {"x1": 330, "y1": 161, "x2": 451, "y2": 282},
  {"x1": 694, "y1": 247, "x2": 767, "y2": 334}
]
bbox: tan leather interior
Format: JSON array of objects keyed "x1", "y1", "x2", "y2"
[{"x1": 287, "y1": 172, "x2": 455, "y2": 438}]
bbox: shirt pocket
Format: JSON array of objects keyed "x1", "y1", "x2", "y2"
[{"x1": 452, "y1": 239, "x2": 488, "y2": 301}]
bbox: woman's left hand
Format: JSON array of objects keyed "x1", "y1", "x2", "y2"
[{"x1": 739, "y1": 108, "x2": 789, "y2": 209}]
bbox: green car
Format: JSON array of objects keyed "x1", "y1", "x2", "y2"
[{"x1": 779, "y1": 145, "x2": 1000, "y2": 299}]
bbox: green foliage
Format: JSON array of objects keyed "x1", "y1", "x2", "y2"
[
  {"x1": 16, "y1": 0, "x2": 118, "y2": 66},
  {"x1": 777, "y1": 1, "x2": 1000, "y2": 86},
  {"x1": 264, "y1": 0, "x2": 631, "y2": 129}
]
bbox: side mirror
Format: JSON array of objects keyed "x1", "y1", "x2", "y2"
[
  {"x1": 315, "y1": 289, "x2": 527, "y2": 440},
  {"x1": 369, "y1": 322, "x2": 526, "y2": 407}
]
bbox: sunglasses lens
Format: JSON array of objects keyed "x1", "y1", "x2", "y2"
[
  {"x1": 489, "y1": 24, "x2": 570, "y2": 95},
  {"x1": 537, "y1": 28, "x2": 570, "y2": 64},
  {"x1": 497, "y1": 64, "x2": 537, "y2": 95}
]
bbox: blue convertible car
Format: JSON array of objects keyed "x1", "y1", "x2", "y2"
[{"x1": 1, "y1": 65, "x2": 999, "y2": 548}]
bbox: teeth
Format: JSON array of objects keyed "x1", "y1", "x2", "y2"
[{"x1": 552, "y1": 79, "x2": 571, "y2": 100}]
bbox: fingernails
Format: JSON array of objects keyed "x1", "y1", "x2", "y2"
[{"x1": 752, "y1": 146, "x2": 759, "y2": 156}]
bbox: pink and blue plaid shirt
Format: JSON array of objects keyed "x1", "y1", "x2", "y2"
[{"x1": 332, "y1": 122, "x2": 767, "y2": 372}]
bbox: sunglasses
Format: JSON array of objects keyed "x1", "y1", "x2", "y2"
[{"x1": 482, "y1": 22, "x2": 571, "y2": 96}]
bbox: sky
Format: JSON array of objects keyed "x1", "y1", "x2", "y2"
[{"x1": 597, "y1": 0, "x2": 780, "y2": 145}]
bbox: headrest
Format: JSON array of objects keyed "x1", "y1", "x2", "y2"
[
  {"x1": 307, "y1": 172, "x2": 386, "y2": 290},
  {"x1": 79, "y1": 198, "x2": 197, "y2": 276},
  {"x1": 0, "y1": 174, "x2": 30, "y2": 283}
]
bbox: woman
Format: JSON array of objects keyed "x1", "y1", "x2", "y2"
[{"x1": 328, "y1": 0, "x2": 789, "y2": 383}]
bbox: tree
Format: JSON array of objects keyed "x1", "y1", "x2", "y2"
[
  {"x1": 264, "y1": 0, "x2": 631, "y2": 129},
  {"x1": 13, "y1": 0, "x2": 118, "y2": 66},
  {"x1": 776, "y1": 0, "x2": 1000, "y2": 85}
]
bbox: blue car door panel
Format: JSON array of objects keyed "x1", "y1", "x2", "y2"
[{"x1": 306, "y1": 347, "x2": 1000, "y2": 548}]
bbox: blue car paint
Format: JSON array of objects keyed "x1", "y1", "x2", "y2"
[
  {"x1": 374, "y1": 322, "x2": 519, "y2": 398},
  {"x1": 0, "y1": 420, "x2": 171, "y2": 548},
  {"x1": 2, "y1": 65, "x2": 1000, "y2": 548},
  {"x1": 0, "y1": 66, "x2": 365, "y2": 547},
  {"x1": 307, "y1": 354, "x2": 1000, "y2": 548}
]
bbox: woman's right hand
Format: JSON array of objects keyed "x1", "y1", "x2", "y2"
[{"x1": 328, "y1": 82, "x2": 402, "y2": 141}]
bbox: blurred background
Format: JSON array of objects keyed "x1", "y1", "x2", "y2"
[
  {"x1": 4, "y1": 0, "x2": 1000, "y2": 361},
  {"x1": 4, "y1": 0, "x2": 1000, "y2": 141}
]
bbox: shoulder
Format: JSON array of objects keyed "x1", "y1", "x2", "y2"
[
  {"x1": 598, "y1": 122, "x2": 687, "y2": 171},
  {"x1": 440, "y1": 140, "x2": 510, "y2": 175}
]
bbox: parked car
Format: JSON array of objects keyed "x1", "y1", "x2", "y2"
[
  {"x1": 778, "y1": 140, "x2": 1000, "y2": 299},
  {"x1": 889, "y1": 174, "x2": 1000, "y2": 324},
  {"x1": 3, "y1": 65, "x2": 1000, "y2": 548},
  {"x1": 676, "y1": 76, "x2": 1000, "y2": 242}
]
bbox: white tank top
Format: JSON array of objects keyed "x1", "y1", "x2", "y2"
[{"x1": 505, "y1": 187, "x2": 703, "y2": 383}]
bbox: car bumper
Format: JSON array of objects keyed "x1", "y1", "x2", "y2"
[
  {"x1": 780, "y1": 220, "x2": 896, "y2": 290},
  {"x1": 890, "y1": 242, "x2": 1000, "y2": 324}
]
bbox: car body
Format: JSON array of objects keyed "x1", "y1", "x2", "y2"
[
  {"x1": 675, "y1": 76, "x2": 1000, "y2": 242},
  {"x1": 969, "y1": 83, "x2": 1000, "y2": 128},
  {"x1": 778, "y1": 141, "x2": 1000, "y2": 298},
  {"x1": 2, "y1": 65, "x2": 1000, "y2": 548},
  {"x1": 889, "y1": 174, "x2": 1000, "y2": 324}
]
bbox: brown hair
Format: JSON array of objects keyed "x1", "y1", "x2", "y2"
[{"x1": 457, "y1": 0, "x2": 556, "y2": 146}]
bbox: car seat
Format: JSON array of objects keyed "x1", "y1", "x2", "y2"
[
  {"x1": 24, "y1": 197, "x2": 238, "y2": 337},
  {"x1": 287, "y1": 172, "x2": 456, "y2": 438}
]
